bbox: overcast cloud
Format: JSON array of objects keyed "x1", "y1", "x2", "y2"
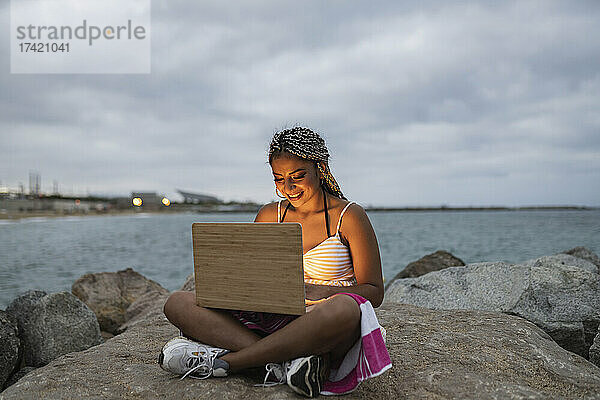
[{"x1": 1, "y1": 0, "x2": 599, "y2": 207}]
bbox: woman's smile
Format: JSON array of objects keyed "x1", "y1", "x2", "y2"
[{"x1": 287, "y1": 191, "x2": 304, "y2": 201}]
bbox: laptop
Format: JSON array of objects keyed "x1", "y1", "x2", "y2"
[{"x1": 192, "y1": 223, "x2": 306, "y2": 315}]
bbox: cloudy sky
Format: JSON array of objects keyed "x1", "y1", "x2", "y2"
[{"x1": 1, "y1": 1, "x2": 599, "y2": 207}]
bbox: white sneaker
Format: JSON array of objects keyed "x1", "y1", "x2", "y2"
[
  {"x1": 286, "y1": 355, "x2": 328, "y2": 398},
  {"x1": 158, "y1": 336, "x2": 230, "y2": 380},
  {"x1": 255, "y1": 362, "x2": 289, "y2": 387}
]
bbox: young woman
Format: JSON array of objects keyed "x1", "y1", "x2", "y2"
[{"x1": 159, "y1": 127, "x2": 391, "y2": 397}]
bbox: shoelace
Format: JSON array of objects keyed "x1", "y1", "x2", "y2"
[
  {"x1": 254, "y1": 362, "x2": 288, "y2": 387},
  {"x1": 180, "y1": 345, "x2": 216, "y2": 380}
]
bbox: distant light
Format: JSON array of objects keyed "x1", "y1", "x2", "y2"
[
  {"x1": 132, "y1": 197, "x2": 142, "y2": 207},
  {"x1": 162, "y1": 197, "x2": 171, "y2": 207}
]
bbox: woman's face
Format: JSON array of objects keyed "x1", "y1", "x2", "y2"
[{"x1": 270, "y1": 152, "x2": 322, "y2": 208}]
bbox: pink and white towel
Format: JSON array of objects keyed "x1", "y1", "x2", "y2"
[{"x1": 322, "y1": 293, "x2": 392, "y2": 395}]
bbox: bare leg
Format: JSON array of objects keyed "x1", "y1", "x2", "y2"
[
  {"x1": 163, "y1": 291, "x2": 262, "y2": 351},
  {"x1": 163, "y1": 291, "x2": 362, "y2": 372},
  {"x1": 220, "y1": 294, "x2": 361, "y2": 372}
]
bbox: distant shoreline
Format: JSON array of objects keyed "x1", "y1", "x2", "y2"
[
  {"x1": 0, "y1": 209, "x2": 144, "y2": 221},
  {"x1": 1, "y1": 205, "x2": 597, "y2": 221},
  {"x1": 364, "y1": 205, "x2": 598, "y2": 212}
]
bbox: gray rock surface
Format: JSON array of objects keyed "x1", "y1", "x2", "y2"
[
  {"x1": 0, "y1": 310, "x2": 20, "y2": 390},
  {"x1": 6, "y1": 290, "x2": 48, "y2": 331},
  {"x1": 591, "y1": 328, "x2": 600, "y2": 368},
  {"x1": 2, "y1": 303, "x2": 600, "y2": 399},
  {"x1": 385, "y1": 255, "x2": 600, "y2": 359},
  {"x1": 3, "y1": 367, "x2": 36, "y2": 390},
  {"x1": 388, "y1": 250, "x2": 465, "y2": 284},
  {"x1": 117, "y1": 291, "x2": 170, "y2": 333},
  {"x1": 24, "y1": 291, "x2": 103, "y2": 367},
  {"x1": 522, "y1": 253, "x2": 598, "y2": 273},
  {"x1": 180, "y1": 273, "x2": 194, "y2": 292},
  {"x1": 72, "y1": 268, "x2": 169, "y2": 334},
  {"x1": 5, "y1": 290, "x2": 48, "y2": 365},
  {"x1": 563, "y1": 246, "x2": 600, "y2": 268}
]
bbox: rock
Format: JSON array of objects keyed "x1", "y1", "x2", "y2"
[
  {"x1": 386, "y1": 261, "x2": 527, "y2": 312},
  {"x1": 385, "y1": 257, "x2": 600, "y2": 359},
  {"x1": 366, "y1": 304, "x2": 600, "y2": 399},
  {"x1": 72, "y1": 268, "x2": 169, "y2": 334},
  {"x1": 24, "y1": 291, "x2": 102, "y2": 367},
  {"x1": 591, "y1": 328, "x2": 600, "y2": 368},
  {"x1": 5, "y1": 290, "x2": 48, "y2": 359},
  {"x1": 522, "y1": 253, "x2": 598, "y2": 273},
  {"x1": 180, "y1": 273, "x2": 194, "y2": 292},
  {"x1": 562, "y1": 246, "x2": 600, "y2": 269},
  {"x1": 387, "y1": 250, "x2": 465, "y2": 285},
  {"x1": 125, "y1": 291, "x2": 167, "y2": 322},
  {"x1": 3, "y1": 366, "x2": 36, "y2": 390},
  {"x1": 0, "y1": 310, "x2": 20, "y2": 390},
  {"x1": 6, "y1": 290, "x2": 48, "y2": 328},
  {"x1": 117, "y1": 291, "x2": 170, "y2": 334},
  {"x1": 2, "y1": 302, "x2": 600, "y2": 399},
  {"x1": 117, "y1": 272, "x2": 191, "y2": 334}
]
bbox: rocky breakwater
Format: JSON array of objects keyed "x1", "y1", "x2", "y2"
[
  {"x1": 72, "y1": 267, "x2": 170, "y2": 336},
  {"x1": 2, "y1": 300, "x2": 600, "y2": 399},
  {"x1": 0, "y1": 311, "x2": 20, "y2": 389},
  {"x1": 385, "y1": 246, "x2": 600, "y2": 366},
  {"x1": 0, "y1": 268, "x2": 170, "y2": 393},
  {"x1": 387, "y1": 250, "x2": 465, "y2": 283},
  {"x1": 0, "y1": 290, "x2": 102, "y2": 390},
  {"x1": 2, "y1": 249, "x2": 600, "y2": 398}
]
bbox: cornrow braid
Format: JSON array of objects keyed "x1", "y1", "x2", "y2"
[{"x1": 268, "y1": 126, "x2": 346, "y2": 199}]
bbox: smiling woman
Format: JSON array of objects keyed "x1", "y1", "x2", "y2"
[
  {"x1": 271, "y1": 154, "x2": 322, "y2": 206},
  {"x1": 159, "y1": 127, "x2": 391, "y2": 397}
]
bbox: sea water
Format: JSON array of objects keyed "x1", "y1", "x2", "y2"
[{"x1": 1, "y1": 210, "x2": 599, "y2": 308}]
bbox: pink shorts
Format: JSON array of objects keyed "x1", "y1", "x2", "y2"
[{"x1": 225, "y1": 309, "x2": 297, "y2": 336}]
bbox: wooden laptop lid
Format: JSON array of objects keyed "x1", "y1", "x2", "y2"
[{"x1": 192, "y1": 223, "x2": 305, "y2": 315}]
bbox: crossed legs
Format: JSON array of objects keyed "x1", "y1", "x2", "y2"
[{"x1": 163, "y1": 291, "x2": 361, "y2": 372}]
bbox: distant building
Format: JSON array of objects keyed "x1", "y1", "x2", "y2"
[
  {"x1": 29, "y1": 171, "x2": 41, "y2": 196},
  {"x1": 131, "y1": 192, "x2": 166, "y2": 210},
  {"x1": 176, "y1": 189, "x2": 220, "y2": 204}
]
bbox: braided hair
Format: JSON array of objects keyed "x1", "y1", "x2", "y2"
[{"x1": 268, "y1": 126, "x2": 346, "y2": 199}]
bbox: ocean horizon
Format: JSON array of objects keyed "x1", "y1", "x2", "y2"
[{"x1": 1, "y1": 209, "x2": 599, "y2": 308}]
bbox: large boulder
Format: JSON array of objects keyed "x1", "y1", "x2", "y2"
[
  {"x1": 387, "y1": 250, "x2": 465, "y2": 284},
  {"x1": 0, "y1": 310, "x2": 20, "y2": 390},
  {"x1": 6, "y1": 290, "x2": 48, "y2": 330},
  {"x1": 119, "y1": 270, "x2": 194, "y2": 333},
  {"x1": 72, "y1": 268, "x2": 169, "y2": 334},
  {"x1": 5, "y1": 290, "x2": 48, "y2": 365},
  {"x1": 385, "y1": 254, "x2": 600, "y2": 359},
  {"x1": 117, "y1": 291, "x2": 170, "y2": 334},
  {"x1": 562, "y1": 246, "x2": 600, "y2": 268},
  {"x1": 22, "y1": 291, "x2": 103, "y2": 367},
  {"x1": 368, "y1": 304, "x2": 600, "y2": 399},
  {"x1": 591, "y1": 328, "x2": 600, "y2": 368},
  {"x1": 522, "y1": 253, "x2": 598, "y2": 273},
  {"x1": 2, "y1": 302, "x2": 600, "y2": 399},
  {"x1": 3, "y1": 367, "x2": 36, "y2": 390}
]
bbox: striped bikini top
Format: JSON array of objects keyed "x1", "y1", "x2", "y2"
[{"x1": 278, "y1": 197, "x2": 357, "y2": 287}]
